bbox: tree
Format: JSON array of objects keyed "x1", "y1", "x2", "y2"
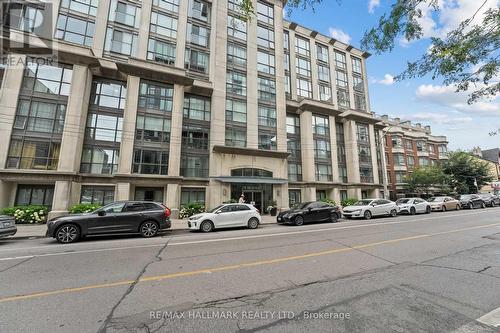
[
  {"x1": 442, "y1": 151, "x2": 494, "y2": 194},
  {"x1": 404, "y1": 165, "x2": 449, "y2": 195}
]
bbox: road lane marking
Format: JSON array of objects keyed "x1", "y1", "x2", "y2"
[
  {"x1": 477, "y1": 306, "x2": 500, "y2": 327},
  {"x1": 1, "y1": 209, "x2": 496, "y2": 261},
  {"x1": 1, "y1": 222, "x2": 499, "y2": 304}
]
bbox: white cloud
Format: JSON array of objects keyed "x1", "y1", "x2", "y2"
[
  {"x1": 377, "y1": 74, "x2": 395, "y2": 85},
  {"x1": 415, "y1": 84, "x2": 500, "y2": 116},
  {"x1": 405, "y1": 112, "x2": 473, "y2": 125},
  {"x1": 328, "y1": 27, "x2": 351, "y2": 44},
  {"x1": 368, "y1": 0, "x2": 380, "y2": 13}
]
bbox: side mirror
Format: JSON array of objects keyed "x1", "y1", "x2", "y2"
[
  {"x1": 307, "y1": 207, "x2": 312, "y2": 211},
  {"x1": 371, "y1": 203, "x2": 377, "y2": 206},
  {"x1": 215, "y1": 210, "x2": 221, "y2": 214},
  {"x1": 97, "y1": 210, "x2": 106, "y2": 217}
]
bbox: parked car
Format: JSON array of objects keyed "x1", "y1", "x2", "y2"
[
  {"x1": 478, "y1": 193, "x2": 500, "y2": 207},
  {"x1": 396, "y1": 198, "x2": 431, "y2": 215},
  {"x1": 342, "y1": 199, "x2": 398, "y2": 220},
  {"x1": 0, "y1": 215, "x2": 17, "y2": 239},
  {"x1": 46, "y1": 201, "x2": 171, "y2": 243},
  {"x1": 188, "y1": 203, "x2": 261, "y2": 232},
  {"x1": 276, "y1": 201, "x2": 341, "y2": 226},
  {"x1": 427, "y1": 196, "x2": 460, "y2": 212},
  {"x1": 459, "y1": 194, "x2": 486, "y2": 209}
]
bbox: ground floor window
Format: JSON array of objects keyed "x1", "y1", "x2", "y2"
[
  {"x1": 361, "y1": 190, "x2": 368, "y2": 199},
  {"x1": 15, "y1": 185, "x2": 54, "y2": 207},
  {"x1": 340, "y1": 190, "x2": 348, "y2": 201},
  {"x1": 135, "y1": 187, "x2": 163, "y2": 202},
  {"x1": 181, "y1": 188, "x2": 206, "y2": 206},
  {"x1": 80, "y1": 186, "x2": 115, "y2": 205},
  {"x1": 231, "y1": 183, "x2": 272, "y2": 214},
  {"x1": 316, "y1": 190, "x2": 326, "y2": 201},
  {"x1": 289, "y1": 189, "x2": 301, "y2": 207}
]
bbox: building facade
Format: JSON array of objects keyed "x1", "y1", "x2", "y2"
[
  {"x1": 379, "y1": 115, "x2": 449, "y2": 200},
  {"x1": 0, "y1": 0, "x2": 388, "y2": 218}
]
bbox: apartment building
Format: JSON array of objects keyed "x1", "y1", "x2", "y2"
[
  {"x1": 0, "y1": 0, "x2": 387, "y2": 218},
  {"x1": 378, "y1": 115, "x2": 449, "y2": 199}
]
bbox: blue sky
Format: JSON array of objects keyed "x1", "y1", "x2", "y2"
[{"x1": 285, "y1": 0, "x2": 500, "y2": 151}]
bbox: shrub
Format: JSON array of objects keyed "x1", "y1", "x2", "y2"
[
  {"x1": 69, "y1": 203, "x2": 102, "y2": 214},
  {"x1": 179, "y1": 201, "x2": 205, "y2": 219},
  {"x1": 1, "y1": 205, "x2": 49, "y2": 224},
  {"x1": 320, "y1": 198, "x2": 337, "y2": 206},
  {"x1": 341, "y1": 198, "x2": 359, "y2": 207}
]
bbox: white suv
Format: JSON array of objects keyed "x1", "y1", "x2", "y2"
[{"x1": 188, "y1": 203, "x2": 261, "y2": 232}]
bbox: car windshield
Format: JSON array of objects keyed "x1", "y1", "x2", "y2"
[
  {"x1": 296, "y1": 202, "x2": 312, "y2": 209},
  {"x1": 396, "y1": 199, "x2": 410, "y2": 204},
  {"x1": 96, "y1": 202, "x2": 126, "y2": 213},
  {"x1": 479, "y1": 194, "x2": 490, "y2": 198},
  {"x1": 427, "y1": 197, "x2": 443, "y2": 202},
  {"x1": 354, "y1": 200, "x2": 373, "y2": 206},
  {"x1": 207, "y1": 205, "x2": 224, "y2": 213},
  {"x1": 460, "y1": 195, "x2": 472, "y2": 200}
]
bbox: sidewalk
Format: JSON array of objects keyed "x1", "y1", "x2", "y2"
[{"x1": 9, "y1": 215, "x2": 278, "y2": 239}]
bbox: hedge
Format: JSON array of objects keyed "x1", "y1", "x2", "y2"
[
  {"x1": 341, "y1": 198, "x2": 359, "y2": 207},
  {"x1": 179, "y1": 201, "x2": 205, "y2": 219},
  {"x1": 1, "y1": 205, "x2": 49, "y2": 224},
  {"x1": 69, "y1": 203, "x2": 102, "y2": 214},
  {"x1": 320, "y1": 198, "x2": 337, "y2": 206}
]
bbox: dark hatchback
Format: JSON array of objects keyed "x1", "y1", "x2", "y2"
[
  {"x1": 277, "y1": 201, "x2": 341, "y2": 226},
  {"x1": 479, "y1": 193, "x2": 500, "y2": 207},
  {"x1": 459, "y1": 194, "x2": 486, "y2": 209},
  {"x1": 46, "y1": 201, "x2": 171, "y2": 243}
]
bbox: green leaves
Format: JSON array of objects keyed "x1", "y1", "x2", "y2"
[{"x1": 442, "y1": 151, "x2": 495, "y2": 194}]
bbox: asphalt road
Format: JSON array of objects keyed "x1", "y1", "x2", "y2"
[{"x1": 1, "y1": 208, "x2": 500, "y2": 333}]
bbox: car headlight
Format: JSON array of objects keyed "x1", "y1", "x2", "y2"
[
  {"x1": 351, "y1": 209, "x2": 361, "y2": 214},
  {"x1": 190, "y1": 215, "x2": 203, "y2": 221}
]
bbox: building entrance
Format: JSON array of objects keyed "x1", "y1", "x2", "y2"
[{"x1": 231, "y1": 184, "x2": 272, "y2": 213}]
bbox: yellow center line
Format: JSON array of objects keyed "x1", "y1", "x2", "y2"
[{"x1": 1, "y1": 222, "x2": 499, "y2": 304}]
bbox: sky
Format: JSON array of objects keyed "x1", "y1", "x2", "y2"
[{"x1": 285, "y1": 0, "x2": 500, "y2": 151}]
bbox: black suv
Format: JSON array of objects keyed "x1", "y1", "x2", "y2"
[
  {"x1": 277, "y1": 201, "x2": 341, "y2": 226},
  {"x1": 46, "y1": 201, "x2": 171, "y2": 243},
  {"x1": 459, "y1": 194, "x2": 486, "y2": 209},
  {"x1": 478, "y1": 193, "x2": 500, "y2": 207}
]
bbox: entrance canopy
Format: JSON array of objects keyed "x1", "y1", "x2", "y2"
[{"x1": 212, "y1": 176, "x2": 288, "y2": 184}]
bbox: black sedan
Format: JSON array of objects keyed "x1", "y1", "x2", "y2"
[
  {"x1": 0, "y1": 215, "x2": 17, "y2": 239},
  {"x1": 459, "y1": 194, "x2": 486, "y2": 209},
  {"x1": 479, "y1": 193, "x2": 500, "y2": 207},
  {"x1": 277, "y1": 201, "x2": 341, "y2": 226},
  {"x1": 46, "y1": 201, "x2": 171, "y2": 243}
]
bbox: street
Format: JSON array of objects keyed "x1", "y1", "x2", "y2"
[{"x1": 1, "y1": 208, "x2": 500, "y2": 333}]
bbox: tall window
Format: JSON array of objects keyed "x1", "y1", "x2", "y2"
[
  {"x1": 336, "y1": 122, "x2": 348, "y2": 183},
  {"x1": 55, "y1": 14, "x2": 95, "y2": 46},
  {"x1": 226, "y1": 70, "x2": 247, "y2": 96},
  {"x1": 313, "y1": 115, "x2": 332, "y2": 181},
  {"x1": 287, "y1": 114, "x2": 301, "y2": 181},
  {"x1": 80, "y1": 79, "x2": 126, "y2": 174},
  {"x1": 227, "y1": 15, "x2": 247, "y2": 41},
  {"x1": 352, "y1": 56, "x2": 366, "y2": 111},
  {"x1": 357, "y1": 122, "x2": 373, "y2": 183},
  {"x1": 335, "y1": 50, "x2": 350, "y2": 108},
  {"x1": 6, "y1": 62, "x2": 72, "y2": 170}
]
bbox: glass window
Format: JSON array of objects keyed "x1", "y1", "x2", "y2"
[
  {"x1": 7, "y1": 140, "x2": 61, "y2": 170},
  {"x1": 90, "y1": 80, "x2": 126, "y2": 109},
  {"x1": 257, "y1": 77, "x2": 276, "y2": 102},
  {"x1": 80, "y1": 186, "x2": 115, "y2": 205},
  {"x1": 190, "y1": 0, "x2": 210, "y2": 22},
  {"x1": 181, "y1": 155, "x2": 209, "y2": 177},
  {"x1": 80, "y1": 147, "x2": 119, "y2": 174},
  {"x1": 110, "y1": 0, "x2": 139, "y2": 27},
  {"x1": 181, "y1": 188, "x2": 206, "y2": 205},
  {"x1": 105, "y1": 27, "x2": 138, "y2": 56},
  {"x1": 358, "y1": 145, "x2": 372, "y2": 164},
  {"x1": 133, "y1": 149, "x2": 168, "y2": 174},
  {"x1": 181, "y1": 124, "x2": 209, "y2": 150},
  {"x1": 334, "y1": 50, "x2": 347, "y2": 69},
  {"x1": 337, "y1": 89, "x2": 350, "y2": 108},
  {"x1": 315, "y1": 164, "x2": 332, "y2": 181},
  {"x1": 226, "y1": 98, "x2": 246, "y2": 123},
  {"x1": 314, "y1": 139, "x2": 331, "y2": 159},
  {"x1": 286, "y1": 114, "x2": 300, "y2": 134},
  {"x1": 138, "y1": 81, "x2": 174, "y2": 113},
  {"x1": 318, "y1": 64, "x2": 330, "y2": 82},
  {"x1": 351, "y1": 56, "x2": 362, "y2": 74},
  {"x1": 135, "y1": 115, "x2": 171, "y2": 143},
  {"x1": 226, "y1": 70, "x2": 246, "y2": 96},
  {"x1": 288, "y1": 164, "x2": 302, "y2": 181},
  {"x1": 392, "y1": 136, "x2": 402, "y2": 148},
  {"x1": 183, "y1": 95, "x2": 211, "y2": 121},
  {"x1": 356, "y1": 123, "x2": 369, "y2": 143},
  {"x1": 360, "y1": 167, "x2": 373, "y2": 183},
  {"x1": 228, "y1": 15, "x2": 247, "y2": 41},
  {"x1": 16, "y1": 185, "x2": 54, "y2": 207},
  {"x1": 295, "y1": 36, "x2": 310, "y2": 57},
  {"x1": 316, "y1": 44, "x2": 329, "y2": 63},
  {"x1": 353, "y1": 75, "x2": 364, "y2": 92},
  {"x1": 287, "y1": 138, "x2": 301, "y2": 158},
  {"x1": 336, "y1": 70, "x2": 348, "y2": 88},
  {"x1": 257, "y1": 1, "x2": 274, "y2": 25},
  {"x1": 258, "y1": 105, "x2": 276, "y2": 128},
  {"x1": 258, "y1": 132, "x2": 277, "y2": 150},
  {"x1": 296, "y1": 58, "x2": 311, "y2": 77},
  {"x1": 312, "y1": 115, "x2": 329, "y2": 136},
  {"x1": 187, "y1": 23, "x2": 209, "y2": 48},
  {"x1": 227, "y1": 43, "x2": 246, "y2": 67},
  {"x1": 407, "y1": 156, "x2": 415, "y2": 167},
  {"x1": 150, "y1": 11, "x2": 177, "y2": 39},
  {"x1": 225, "y1": 127, "x2": 246, "y2": 147},
  {"x1": 228, "y1": 0, "x2": 243, "y2": 11},
  {"x1": 135, "y1": 187, "x2": 164, "y2": 202},
  {"x1": 14, "y1": 100, "x2": 67, "y2": 134},
  {"x1": 257, "y1": 51, "x2": 275, "y2": 75},
  {"x1": 185, "y1": 48, "x2": 209, "y2": 74},
  {"x1": 147, "y1": 39, "x2": 176, "y2": 65},
  {"x1": 4, "y1": 3, "x2": 44, "y2": 33},
  {"x1": 354, "y1": 93, "x2": 366, "y2": 111},
  {"x1": 153, "y1": 0, "x2": 179, "y2": 13},
  {"x1": 257, "y1": 26, "x2": 275, "y2": 49},
  {"x1": 55, "y1": 14, "x2": 95, "y2": 46},
  {"x1": 23, "y1": 62, "x2": 73, "y2": 96},
  {"x1": 297, "y1": 78, "x2": 312, "y2": 98},
  {"x1": 319, "y1": 84, "x2": 332, "y2": 102},
  {"x1": 60, "y1": 0, "x2": 99, "y2": 16}
]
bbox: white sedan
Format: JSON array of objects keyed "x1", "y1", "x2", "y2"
[
  {"x1": 396, "y1": 198, "x2": 431, "y2": 215},
  {"x1": 342, "y1": 199, "x2": 398, "y2": 220},
  {"x1": 187, "y1": 203, "x2": 261, "y2": 232}
]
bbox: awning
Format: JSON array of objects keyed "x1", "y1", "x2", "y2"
[{"x1": 212, "y1": 176, "x2": 288, "y2": 184}]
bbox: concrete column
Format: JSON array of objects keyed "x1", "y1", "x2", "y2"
[
  {"x1": 246, "y1": 0, "x2": 258, "y2": 149},
  {"x1": 118, "y1": 76, "x2": 140, "y2": 174},
  {"x1": 299, "y1": 111, "x2": 315, "y2": 182},
  {"x1": 362, "y1": 57, "x2": 371, "y2": 112},
  {"x1": 166, "y1": 183, "x2": 180, "y2": 218},
  {"x1": 329, "y1": 115, "x2": 339, "y2": 182},
  {"x1": 288, "y1": 31, "x2": 298, "y2": 100},
  {"x1": 70, "y1": 182, "x2": 82, "y2": 207},
  {"x1": 273, "y1": 183, "x2": 289, "y2": 211},
  {"x1": 328, "y1": 45, "x2": 338, "y2": 106},
  {"x1": 174, "y1": 0, "x2": 189, "y2": 68},
  {"x1": 115, "y1": 182, "x2": 131, "y2": 201},
  {"x1": 136, "y1": 0, "x2": 152, "y2": 60},
  {"x1": 48, "y1": 181, "x2": 72, "y2": 219},
  {"x1": 274, "y1": 2, "x2": 287, "y2": 152},
  {"x1": 303, "y1": 186, "x2": 316, "y2": 202},
  {"x1": 331, "y1": 188, "x2": 340, "y2": 205},
  {"x1": 58, "y1": 65, "x2": 92, "y2": 173},
  {"x1": 309, "y1": 39, "x2": 318, "y2": 100},
  {"x1": 0, "y1": 181, "x2": 16, "y2": 209},
  {"x1": 369, "y1": 124, "x2": 379, "y2": 184},
  {"x1": 378, "y1": 128, "x2": 389, "y2": 198},
  {"x1": 348, "y1": 187, "x2": 361, "y2": 199},
  {"x1": 344, "y1": 120, "x2": 360, "y2": 183},
  {"x1": 0, "y1": 54, "x2": 25, "y2": 166},
  {"x1": 92, "y1": 0, "x2": 111, "y2": 58},
  {"x1": 345, "y1": 55, "x2": 355, "y2": 109},
  {"x1": 168, "y1": 84, "x2": 184, "y2": 176}
]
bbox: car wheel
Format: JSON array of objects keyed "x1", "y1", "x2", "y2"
[
  {"x1": 248, "y1": 217, "x2": 259, "y2": 229},
  {"x1": 410, "y1": 207, "x2": 416, "y2": 215},
  {"x1": 481, "y1": 202, "x2": 486, "y2": 209},
  {"x1": 293, "y1": 215, "x2": 304, "y2": 226},
  {"x1": 456, "y1": 204, "x2": 460, "y2": 210},
  {"x1": 140, "y1": 221, "x2": 159, "y2": 238},
  {"x1": 364, "y1": 210, "x2": 372, "y2": 220},
  {"x1": 330, "y1": 212, "x2": 338, "y2": 223},
  {"x1": 470, "y1": 202, "x2": 475, "y2": 209},
  {"x1": 55, "y1": 224, "x2": 80, "y2": 244},
  {"x1": 200, "y1": 220, "x2": 214, "y2": 232},
  {"x1": 426, "y1": 206, "x2": 431, "y2": 214},
  {"x1": 442, "y1": 205, "x2": 446, "y2": 212},
  {"x1": 390, "y1": 209, "x2": 397, "y2": 217}
]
